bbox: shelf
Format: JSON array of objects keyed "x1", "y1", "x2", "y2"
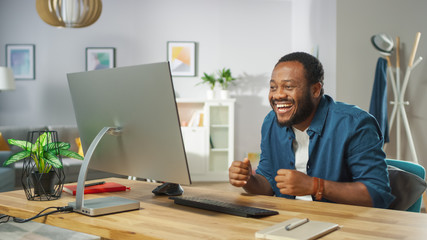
[
  {"x1": 211, "y1": 148, "x2": 228, "y2": 152},
  {"x1": 176, "y1": 98, "x2": 234, "y2": 181},
  {"x1": 210, "y1": 125, "x2": 229, "y2": 128},
  {"x1": 209, "y1": 151, "x2": 229, "y2": 172},
  {"x1": 176, "y1": 98, "x2": 206, "y2": 103},
  {"x1": 181, "y1": 126, "x2": 205, "y2": 129}
]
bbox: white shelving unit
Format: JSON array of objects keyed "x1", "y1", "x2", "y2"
[{"x1": 176, "y1": 98, "x2": 235, "y2": 181}]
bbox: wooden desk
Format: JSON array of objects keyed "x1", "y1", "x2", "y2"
[{"x1": 1, "y1": 178, "x2": 426, "y2": 239}]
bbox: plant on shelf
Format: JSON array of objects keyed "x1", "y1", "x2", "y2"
[
  {"x1": 197, "y1": 68, "x2": 237, "y2": 99},
  {"x1": 197, "y1": 68, "x2": 237, "y2": 90},
  {"x1": 197, "y1": 72, "x2": 217, "y2": 90},
  {"x1": 217, "y1": 68, "x2": 236, "y2": 90},
  {"x1": 3, "y1": 132, "x2": 83, "y2": 173}
]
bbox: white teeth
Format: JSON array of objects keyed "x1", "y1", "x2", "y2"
[{"x1": 277, "y1": 104, "x2": 292, "y2": 108}]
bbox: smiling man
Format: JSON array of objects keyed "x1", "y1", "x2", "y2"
[{"x1": 229, "y1": 52, "x2": 395, "y2": 208}]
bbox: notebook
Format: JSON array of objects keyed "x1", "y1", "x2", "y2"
[
  {"x1": 255, "y1": 218, "x2": 340, "y2": 240},
  {"x1": 63, "y1": 182, "x2": 129, "y2": 195}
]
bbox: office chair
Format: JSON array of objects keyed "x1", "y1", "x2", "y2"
[{"x1": 386, "y1": 159, "x2": 427, "y2": 212}]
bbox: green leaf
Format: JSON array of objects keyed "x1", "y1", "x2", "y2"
[
  {"x1": 216, "y1": 68, "x2": 236, "y2": 89},
  {"x1": 198, "y1": 72, "x2": 217, "y2": 90},
  {"x1": 56, "y1": 142, "x2": 71, "y2": 150},
  {"x1": 34, "y1": 132, "x2": 53, "y2": 151},
  {"x1": 33, "y1": 133, "x2": 43, "y2": 152},
  {"x1": 45, "y1": 142, "x2": 70, "y2": 152},
  {"x1": 38, "y1": 154, "x2": 45, "y2": 172},
  {"x1": 32, "y1": 154, "x2": 40, "y2": 170},
  {"x1": 43, "y1": 152, "x2": 63, "y2": 169},
  {"x1": 7, "y1": 139, "x2": 32, "y2": 152},
  {"x1": 59, "y1": 149, "x2": 84, "y2": 160},
  {"x1": 3, "y1": 151, "x2": 31, "y2": 166}
]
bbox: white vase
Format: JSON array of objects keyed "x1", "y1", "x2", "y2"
[
  {"x1": 206, "y1": 90, "x2": 215, "y2": 99},
  {"x1": 219, "y1": 89, "x2": 229, "y2": 99}
]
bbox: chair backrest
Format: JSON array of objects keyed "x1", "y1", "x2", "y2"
[{"x1": 386, "y1": 159, "x2": 426, "y2": 212}]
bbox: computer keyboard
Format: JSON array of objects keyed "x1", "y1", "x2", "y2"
[{"x1": 169, "y1": 196, "x2": 279, "y2": 218}]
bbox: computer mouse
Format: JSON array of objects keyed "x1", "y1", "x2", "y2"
[{"x1": 152, "y1": 183, "x2": 184, "y2": 196}]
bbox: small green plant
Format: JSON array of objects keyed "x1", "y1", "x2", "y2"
[
  {"x1": 197, "y1": 68, "x2": 236, "y2": 90},
  {"x1": 197, "y1": 72, "x2": 217, "y2": 90},
  {"x1": 217, "y1": 68, "x2": 236, "y2": 90},
  {"x1": 2, "y1": 132, "x2": 84, "y2": 173}
]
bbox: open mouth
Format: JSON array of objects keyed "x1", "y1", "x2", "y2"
[{"x1": 275, "y1": 102, "x2": 293, "y2": 114}]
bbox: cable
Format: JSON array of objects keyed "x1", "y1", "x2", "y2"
[
  {"x1": 0, "y1": 214, "x2": 12, "y2": 224},
  {"x1": 0, "y1": 206, "x2": 74, "y2": 224}
]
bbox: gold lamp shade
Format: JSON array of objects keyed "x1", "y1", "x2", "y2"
[{"x1": 36, "y1": 0, "x2": 102, "y2": 28}]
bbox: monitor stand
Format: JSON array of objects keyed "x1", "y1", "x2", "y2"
[
  {"x1": 68, "y1": 127, "x2": 140, "y2": 216},
  {"x1": 68, "y1": 196, "x2": 139, "y2": 216}
]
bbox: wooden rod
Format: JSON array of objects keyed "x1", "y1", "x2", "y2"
[
  {"x1": 396, "y1": 36, "x2": 400, "y2": 69},
  {"x1": 386, "y1": 55, "x2": 392, "y2": 67},
  {"x1": 408, "y1": 32, "x2": 421, "y2": 67}
]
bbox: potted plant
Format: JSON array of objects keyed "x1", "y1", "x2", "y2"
[
  {"x1": 197, "y1": 72, "x2": 217, "y2": 99},
  {"x1": 197, "y1": 68, "x2": 237, "y2": 99},
  {"x1": 217, "y1": 68, "x2": 236, "y2": 99},
  {"x1": 3, "y1": 131, "x2": 83, "y2": 199}
]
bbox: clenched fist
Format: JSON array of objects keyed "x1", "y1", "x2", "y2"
[
  {"x1": 229, "y1": 158, "x2": 252, "y2": 187},
  {"x1": 274, "y1": 169, "x2": 313, "y2": 196}
]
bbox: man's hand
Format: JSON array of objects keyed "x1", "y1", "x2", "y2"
[
  {"x1": 229, "y1": 158, "x2": 252, "y2": 187},
  {"x1": 274, "y1": 169, "x2": 313, "y2": 196}
]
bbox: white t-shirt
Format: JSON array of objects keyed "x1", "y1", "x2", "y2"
[{"x1": 292, "y1": 127, "x2": 312, "y2": 201}]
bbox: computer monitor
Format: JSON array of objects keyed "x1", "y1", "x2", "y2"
[{"x1": 66, "y1": 62, "x2": 191, "y2": 216}]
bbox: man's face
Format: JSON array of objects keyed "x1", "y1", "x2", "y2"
[{"x1": 269, "y1": 61, "x2": 316, "y2": 129}]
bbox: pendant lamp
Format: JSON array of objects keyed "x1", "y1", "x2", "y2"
[{"x1": 36, "y1": 0, "x2": 102, "y2": 28}]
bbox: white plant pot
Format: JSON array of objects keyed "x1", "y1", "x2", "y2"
[
  {"x1": 219, "y1": 89, "x2": 229, "y2": 99},
  {"x1": 206, "y1": 90, "x2": 215, "y2": 100}
]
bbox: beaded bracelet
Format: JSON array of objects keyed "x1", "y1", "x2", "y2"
[{"x1": 312, "y1": 177, "x2": 324, "y2": 200}]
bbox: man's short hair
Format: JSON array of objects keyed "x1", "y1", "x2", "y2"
[{"x1": 276, "y1": 52, "x2": 324, "y2": 96}]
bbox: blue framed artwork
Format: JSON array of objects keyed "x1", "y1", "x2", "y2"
[
  {"x1": 6, "y1": 44, "x2": 35, "y2": 80},
  {"x1": 86, "y1": 47, "x2": 116, "y2": 71}
]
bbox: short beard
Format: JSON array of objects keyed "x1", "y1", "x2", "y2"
[{"x1": 276, "y1": 90, "x2": 315, "y2": 128}]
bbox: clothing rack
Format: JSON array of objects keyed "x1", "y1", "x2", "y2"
[{"x1": 385, "y1": 32, "x2": 422, "y2": 163}]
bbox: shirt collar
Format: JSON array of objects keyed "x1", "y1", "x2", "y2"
[{"x1": 307, "y1": 95, "x2": 330, "y2": 137}]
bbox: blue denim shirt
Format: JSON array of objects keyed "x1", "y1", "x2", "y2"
[{"x1": 255, "y1": 95, "x2": 395, "y2": 208}]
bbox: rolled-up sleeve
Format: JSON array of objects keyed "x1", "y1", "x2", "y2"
[
  {"x1": 256, "y1": 112, "x2": 276, "y2": 191},
  {"x1": 347, "y1": 112, "x2": 395, "y2": 208}
]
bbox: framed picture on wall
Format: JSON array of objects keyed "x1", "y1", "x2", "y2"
[
  {"x1": 86, "y1": 47, "x2": 116, "y2": 71},
  {"x1": 167, "y1": 41, "x2": 196, "y2": 77},
  {"x1": 6, "y1": 44, "x2": 35, "y2": 80}
]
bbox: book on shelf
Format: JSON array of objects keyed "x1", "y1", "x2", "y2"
[
  {"x1": 210, "y1": 136, "x2": 214, "y2": 148},
  {"x1": 63, "y1": 182, "x2": 130, "y2": 195},
  {"x1": 188, "y1": 110, "x2": 204, "y2": 127},
  {"x1": 198, "y1": 113, "x2": 204, "y2": 127}
]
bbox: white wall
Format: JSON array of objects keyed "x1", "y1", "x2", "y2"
[
  {"x1": 337, "y1": 0, "x2": 427, "y2": 167},
  {"x1": 0, "y1": 0, "x2": 336, "y2": 165},
  {"x1": 291, "y1": 0, "x2": 336, "y2": 97}
]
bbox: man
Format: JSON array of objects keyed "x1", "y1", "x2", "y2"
[{"x1": 229, "y1": 52, "x2": 394, "y2": 208}]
